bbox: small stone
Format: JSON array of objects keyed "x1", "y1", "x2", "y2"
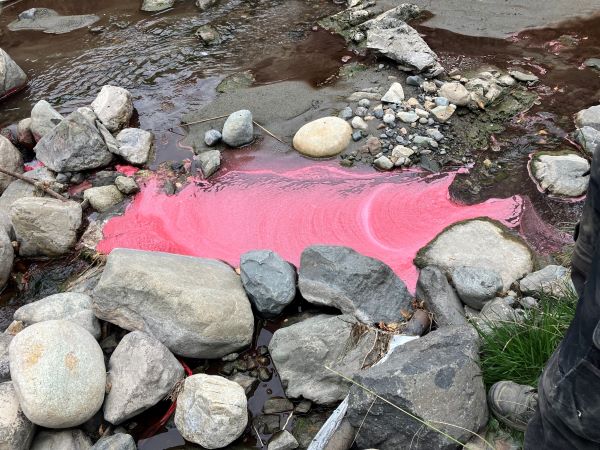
[
  {"x1": 381, "y1": 82, "x2": 405, "y2": 103},
  {"x1": 295, "y1": 400, "x2": 312, "y2": 414},
  {"x1": 421, "y1": 81, "x2": 438, "y2": 93},
  {"x1": 392, "y1": 145, "x2": 414, "y2": 158},
  {"x1": 204, "y1": 129, "x2": 222, "y2": 146},
  {"x1": 222, "y1": 110, "x2": 254, "y2": 147},
  {"x1": 196, "y1": 150, "x2": 221, "y2": 178},
  {"x1": 84, "y1": 185, "x2": 125, "y2": 212},
  {"x1": 438, "y1": 82, "x2": 470, "y2": 106},
  {"x1": 584, "y1": 58, "x2": 600, "y2": 70},
  {"x1": 358, "y1": 99, "x2": 371, "y2": 108},
  {"x1": 434, "y1": 97, "x2": 449, "y2": 106},
  {"x1": 91, "y1": 433, "x2": 136, "y2": 450},
  {"x1": 351, "y1": 116, "x2": 368, "y2": 130},
  {"x1": 268, "y1": 430, "x2": 298, "y2": 450},
  {"x1": 519, "y1": 265, "x2": 571, "y2": 296},
  {"x1": 354, "y1": 106, "x2": 368, "y2": 117},
  {"x1": 426, "y1": 128, "x2": 444, "y2": 141},
  {"x1": 91, "y1": 85, "x2": 133, "y2": 132},
  {"x1": 397, "y1": 111, "x2": 419, "y2": 123},
  {"x1": 258, "y1": 367, "x2": 272, "y2": 382},
  {"x1": 406, "y1": 75, "x2": 424, "y2": 87},
  {"x1": 293, "y1": 117, "x2": 351, "y2": 158},
  {"x1": 141, "y1": 0, "x2": 175, "y2": 11},
  {"x1": 195, "y1": 25, "x2": 219, "y2": 44},
  {"x1": 16, "y1": 118, "x2": 34, "y2": 148},
  {"x1": 532, "y1": 153, "x2": 589, "y2": 197},
  {"x1": 373, "y1": 109, "x2": 384, "y2": 119},
  {"x1": 509, "y1": 70, "x2": 539, "y2": 82},
  {"x1": 114, "y1": 128, "x2": 153, "y2": 166},
  {"x1": 383, "y1": 113, "x2": 396, "y2": 125},
  {"x1": 229, "y1": 373, "x2": 258, "y2": 395},
  {"x1": 520, "y1": 296, "x2": 538, "y2": 309},
  {"x1": 263, "y1": 397, "x2": 294, "y2": 414},
  {"x1": 430, "y1": 104, "x2": 457, "y2": 123},
  {"x1": 352, "y1": 131, "x2": 363, "y2": 141},
  {"x1": 115, "y1": 176, "x2": 139, "y2": 195},
  {"x1": 451, "y1": 266, "x2": 504, "y2": 310},
  {"x1": 339, "y1": 107, "x2": 353, "y2": 120},
  {"x1": 374, "y1": 155, "x2": 393, "y2": 170}
]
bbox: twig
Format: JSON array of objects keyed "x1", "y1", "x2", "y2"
[
  {"x1": 180, "y1": 114, "x2": 230, "y2": 127},
  {"x1": 0, "y1": 167, "x2": 67, "y2": 201},
  {"x1": 253, "y1": 121, "x2": 287, "y2": 145},
  {"x1": 253, "y1": 425, "x2": 264, "y2": 447},
  {"x1": 282, "y1": 411, "x2": 294, "y2": 430},
  {"x1": 352, "y1": 397, "x2": 376, "y2": 446}
]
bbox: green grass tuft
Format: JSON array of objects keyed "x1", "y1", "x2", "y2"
[{"x1": 475, "y1": 286, "x2": 578, "y2": 389}]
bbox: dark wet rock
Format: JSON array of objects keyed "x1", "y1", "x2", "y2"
[
  {"x1": 228, "y1": 373, "x2": 258, "y2": 395},
  {"x1": 531, "y1": 152, "x2": 589, "y2": 197},
  {"x1": 0, "y1": 381, "x2": 35, "y2": 450},
  {"x1": 0, "y1": 136, "x2": 23, "y2": 194},
  {"x1": 576, "y1": 104, "x2": 600, "y2": 131},
  {"x1": 114, "y1": 128, "x2": 153, "y2": 165},
  {"x1": 346, "y1": 326, "x2": 488, "y2": 450},
  {"x1": 361, "y1": 6, "x2": 443, "y2": 76},
  {"x1": 263, "y1": 397, "x2": 294, "y2": 414},
  {"x1": 257, "y1": 366, "x2": 272, "y2": 382},
  {"x1": 9, "y1": 320, "x2": 106, "y2": 428},
  {"x1": 240, "y1": 250, "x2": 296, "y2": 318},
  {"x1": 269, "y1": 314, "x2": 381, "y2": 404},
  {"x1": 91, "y1": 170, "x2": 118, "y2": 188},
  {"x1": 585, "y1": 58, "x2": 600, "y2": 70},
  {"x1": 299, "y1": 245, "x2": 412, "y2": 324},
  {"x1": 222, "y1": 110, "x2": 254, "y2": 147},
  {"x1": 204, "y1": 129, "x2": 222, "y2": 146},
  {"x1": 8, "y1": 8, "x2": 99, "y2": 34},
  {"x1": 104, "y1": 331, "x2": 184, "y2": 425},
  {"x1": 141, "y1": 0, "x2": 174, "y2": 11},
  {"x1": 91, "y1": 85, "x2": 133, "y2": 132},
  {"x1": 416, "y1": 266, "x2": 467, "y2": 327},
  {"x1": 451, "y1": 266, "x2": 503, "y2": 310},
  {"x1": 114, "y1": 176, "x2": 139, "y2": 195},
  {"x1": 0, "y1": 334, "x2": 11, "y2": 381},
  {"x1": 91, "y1": 433, "x2": 136, "y2": 450},
  {"x1": 35, "y1": 110, "x2": 113, "y2": 172},
  {"x1": 415, "y1": 218, "x2": 534, "y2": 291},
  {"x1": 196, "y1": 150, "x2": 221, "y2": 178},
  {"x1": 30, "y1": 429, "x2": 92, "y2": 449},
  {"x1": 175, "y1": 374, "x2": 247, "y2": 449},
  {"x1": 0, "y1": 167, "x2": 56, "y2": 214},
  {"x1": 0, "y1": 48, "x2": 27, "y2": 99},
  {"x1": 92, "y1": 249, "x2": 254, "y2": 358},
  {"x1": 10, "y1": 198, "x2": 82, "y2": 257},
  {"x1": 83, "y1": 185, "x2": 125, "y2": 213},
  {"x1": 268, "y1": 430, "x2": 299, "y2": 450},
  {"x1": 518, "y1": 265, "x2": 571, "y2": 296},
  {"x1": 30, "y1": 100, "x2": 63, "y2": 140},
  {"x1": 14, "y1": 292, "x2": 101, "y2": 339},
  {"x1": 575, "y1": 126, "x2": 600, "y2": 155}
]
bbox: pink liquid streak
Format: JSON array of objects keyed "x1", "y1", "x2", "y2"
[{"x1": 98, "y1": 164, "x2": 523, "y2": 291}]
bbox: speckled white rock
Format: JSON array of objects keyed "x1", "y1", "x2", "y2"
[
  {"x1": 293, "y1": 117, "x2": 352, "y2": 158},
  {"x1": 0, "y1": 381, "x2": 36, "y2": 450},
  {"x1": 114, "y1": 128, "x2": 153, "y2": 165},
  {"x1": 91, "y1": 85, "x2": 133, "y2": 132},
  {"x1": 532, "y1": 153, "x2": 590, "y2": 197}
]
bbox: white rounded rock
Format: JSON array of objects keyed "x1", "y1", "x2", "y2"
[
  {"x1": 91, "y1": 85, "x2": 133, "y2": 132},
  {"x1": 438, "y1": 82, "x2": 470, "y2": 106},
  {"x1": 8, "y1": 320, "x2": 106, "y2": 428},
  {"x1": 531, "y1": 152, "x2": 590, "y2": 197},
  {"x1": 293, "y1": 117, "x2": 352, "y2": 158},
  {"x1": 174, "y1": 374, "x2": 248, "y2": 449}
]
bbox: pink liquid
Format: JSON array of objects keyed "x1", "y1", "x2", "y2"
[{"x1": 98, "y1": 161, "x2": 522, "y2": 291}]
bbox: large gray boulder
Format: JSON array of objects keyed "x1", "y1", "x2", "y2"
[
  {"x1": 8, "y1": 320, "x2": 106, "y2": 428},
  {"x1": 10, "y1": 198, "x2": 82, "y2": 257},
  {"x1": 362, "y1": 7, "x2": 443, "y2": 76},
  {"x1": 346, "y1": 326, "x2": 488, "y2": 450},
  {"x1": 92, "y1": 249, "x2": 254, "y2": 358},
  {"x1": 0, "y1": 334, "x2": 11, "y2": 381},
  {"x1": 269, "y1": 314, "x2": 380, "y2": 404},
  {"x1": 0, "y1": 381, "x2": 35, "y2": 450},
  {"x1": 415, "y1": 219, "x2": 533, "y2": 291},
  {"x1": 531, "y1": 153, "x2": 590, "y2": 197},
  {"x1": 451, "y1": 266, "x2": 503, "y2": 310},
  {"x1": 0, "y1": 48, "x2": 27, "y2": 99},
  {"x1": 0, "y1": 137, "x2": 23, "y2": 195},
  {"x1": 415, "y1": 266, "x2": 467, "y2": 327},
  {"x1": 519, "y1": 265, "x2": 571, "y2": 296},
  {"x1": 30, "y1": 430, "x2": 92, "y2": 450},
  {"x1": 114, "y1": 128, "x2": 153, "y2": 165},
  {"x1": 174, "y1": 374, "x2": 248, "y2": 449},
  {"x1": 104, "y1": 331, "x2": 184, "y2": 425},
  {"x1": 91, "y1": 433, "x2": 136, "y2": 450},
  {"x1": 30, "y1": 100, "x2": 63, "y2": 140},
  {"x1": 0, "y1": 167, "x2": 56, "y2": 214},
  {"x1": 13, "y1": 293, "x2": 101, "y2": 339},
  {"x1": 34, "y1": 110, "x2": 113, "y2": 172},
  {"x1": 91, "y1": 85, "x2": 133, "y2": 132},
  {"x1": 575, "y1": 104, "x2": 600, "y2": 130},
  {"x1": 222, "y1": 110, "x2": 254, "y2": 147},
  {"x1": 299, "y1": 246, "x2": 412, "y2": 324},
  {"x1": 0, "y1": 227, "x2": 13, "y2": 292},
  {"x1": 240, "y1": 250, "x2": 296, "y2": 318}
]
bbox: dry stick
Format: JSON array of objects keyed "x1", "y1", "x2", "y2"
[
  {"x1": 0, "y1": 167, "x2": 67, "y2": 201},
  {"x1": 253, "y1": 121, "x2": 287, "y2": 145}
]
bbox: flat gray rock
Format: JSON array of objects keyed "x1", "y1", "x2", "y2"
[
  {"x1": 10, "y1": 198, "x2": 82, "y2": 257},
  {"x1": 416, "y1": 266, "x2": 467, "y2": 326},
  {"x1": 415, "y1": 218, "x2": 533, "y2": 291},
  {"x1": 519, "y1": 265, "x2": 571, "y2": 296},
  {"x1": 91, "y1": 433, "x2": 136, "y2": 450},
  {"x1": 532, "y1": 153, "x2": 590, "y2": 197},
  {"x1": 196, "y1": 150, "x2": 221, "y2": 178},
  {"x1": 30, "y1": 100, "x2": 63, "y2": 140},
  {"x1": 30, "y1": 429, "x2": 92, "y2": 450},
  {"x1": 104, "y1": 331, "x2": 184, "y2": 425},
  {"x1": 14, "y1": 293, "x2": 101, "y2": 339},
  {"x1": 8, "y1": 8, "x2": 99, "y2": 34},
  {"x1": 114, "y1": 176, "x2": 139, "y2": 195},
  {"x1": 451, "y1": 266, "x2": 503, "y2": 310},
  {"x1": 0, "y1": 48, "x2": 27, "y2": 99},
  {"x1": 92, "y1": 249, "x2": 254, "y2": 358},
  {"x1": 346, "y1": 326, "x2": 488, "y2": 450},
  {"x1": 0, "y1": 381, "x2": 35, "y2": 450},
  {"x1": 240, "y1": 250, "x2": 296, "y2": 318},
  {"x1": 114, "y1": 128, "x2": 153, "y2": 165},
  {"x1": 299, "y1": 245, "x2": 412, "y2": 324},
  {"x1": 0, "y1": 136, "x2": 23, "y2": 194},
  {"x1": 269, "y1": 314, "x2": 381, "y2": 404},
  {"x1": 8, "y1": 320, "x2": 106, "y2": 428}
]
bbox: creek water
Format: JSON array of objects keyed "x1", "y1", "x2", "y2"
[{"x1": 1, "y1": 0, "x2": 600, "y2": 448}]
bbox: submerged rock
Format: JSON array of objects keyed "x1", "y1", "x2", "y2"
[
  {"x1": 0, "y1": 136, "x2": 23, "y2": 194},
  {"x1": 531, "y1": 152, "x2": 590, "y2": 197},
  {"x1": 293, "y1": 117, "x2": 352, "y2": 158},
  {"x1": 240, "y1": 250, "x2": 296, "y2": 318},
  {"x1": 299, "y1": 245, "x2": 412, "y2": 324},
  {"x1": 141, "y1": 0, "x2": 175, "y2": 11},
  {"x1": 0, "y1": 48, "x2": 27, "y2": 99},
  {"x1": 416, "y1": 266, "x2": 467, "y2": 327},
  {"x1": 92, "y1": 249, "x2": 254, "y2": 358},
  {"x1": 8, "y1": 320, "x2": 106, "y2": 428},
  {"x1": 10, "y1": 198, "x2": 82, "y2": 257},
  {"x1": 91, "y1": 85, "x2": 133, "y2": 132},
  {"x1": 174, "y1": 374, "x2": 248, "y2": 449},
  {"x1": 222, "y1": 110, "x2": 254, "y2": 147},
  {"x1": 30, "y1": 100, "x2": 63, "y2": 140},
  {"x1": 30, "y1": 430, "x2": 92, "y2": 450},
  {"x1": 415, "y1": 218, "x2": 533, "y2": 291},
  {"x1": 269, "y1": 314, "x2": 382, "y2": 404},
  {"x1": 34, "y1": 110, "x2": 113, "y2": 172},
  {"x1": 0, "y1": 381, "x2": 36, "y2": 450},
  {"x1": 104, "y1": 331, "x2": 184, "y2": 425},
  {"x1": 346, "y1": 326, "x2": 487, "y2": 450},
  {"x1": 8, "y1": 8, "x2": 99, "y2": 34},
  {"x1": 14, "y1": 293, "x2": 101, "y2": 339}
]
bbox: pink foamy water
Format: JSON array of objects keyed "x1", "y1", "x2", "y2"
[{"x1": 98, "y1": 162, "x2": 522, "y2": 290}]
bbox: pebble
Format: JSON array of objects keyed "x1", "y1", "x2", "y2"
[
  {"x1": 397, "y1": 111, "x2": 419, "y2": 123},
  {"x1": 373, "y1": 109, "x2": 384, "y2": 119},
  {"x1": 406, "y1": 75, "x2": 424, "y2": 86},
  {"x1": 204, "y1": 129, "x2": 222, "y2": 146},
  {"x1": 358, "y1": 99, "x2": 371, "y2": 108},
  {"x1": 383, "y1": 113, "x2": 395, "y2": 125},
  {"x1": 509, "y1": 70, "x2": 539, "y2": 82},
  {"x1": 351, "y1": 116, "x2": 368, "y2": 130},
  {"x1": 374, "y1": 155, "x2": 393, "y2": 170},
  {"x1": 426, "y1": 129, "x2": 444, "y2": 142},
  {"x1": 339, "y1": 106, "x2": 353, "y2": 120},
  {"x1": 355, "y1": 106, "x2": 368, "y2": 117},
  {"x1": 434, "y1": 97, "x2": 449, "y2": 106},
  {"x1": 430, "y1": 104, "x2": 457, "y2": 123},
  {"x1": 352, "y1": 131, "x2": 363, "y2": 141},
  {"x1": 115, "y1": 176, "x2": 139, "y2": 195}
]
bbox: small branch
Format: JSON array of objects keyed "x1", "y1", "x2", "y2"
[
  {"x1": 180, "y1": 114, "x2": 230, "y2": 127},
  {"x1": 253, "y1": 121, "x2": 287, "y2": 145},
  {"x1": 0, "y1": 167, "x2": 67, "y2": 201}
]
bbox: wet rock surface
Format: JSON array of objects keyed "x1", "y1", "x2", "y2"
[
  {"x1": 531, "y1": 152, "x2": 590, "y2": 197},
  {"x1": 8, "y1": 8, "x2": 99, "y2": 34},
  {"x1": 0, "y1": 48, "x2": 27, "y2": 99}
]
